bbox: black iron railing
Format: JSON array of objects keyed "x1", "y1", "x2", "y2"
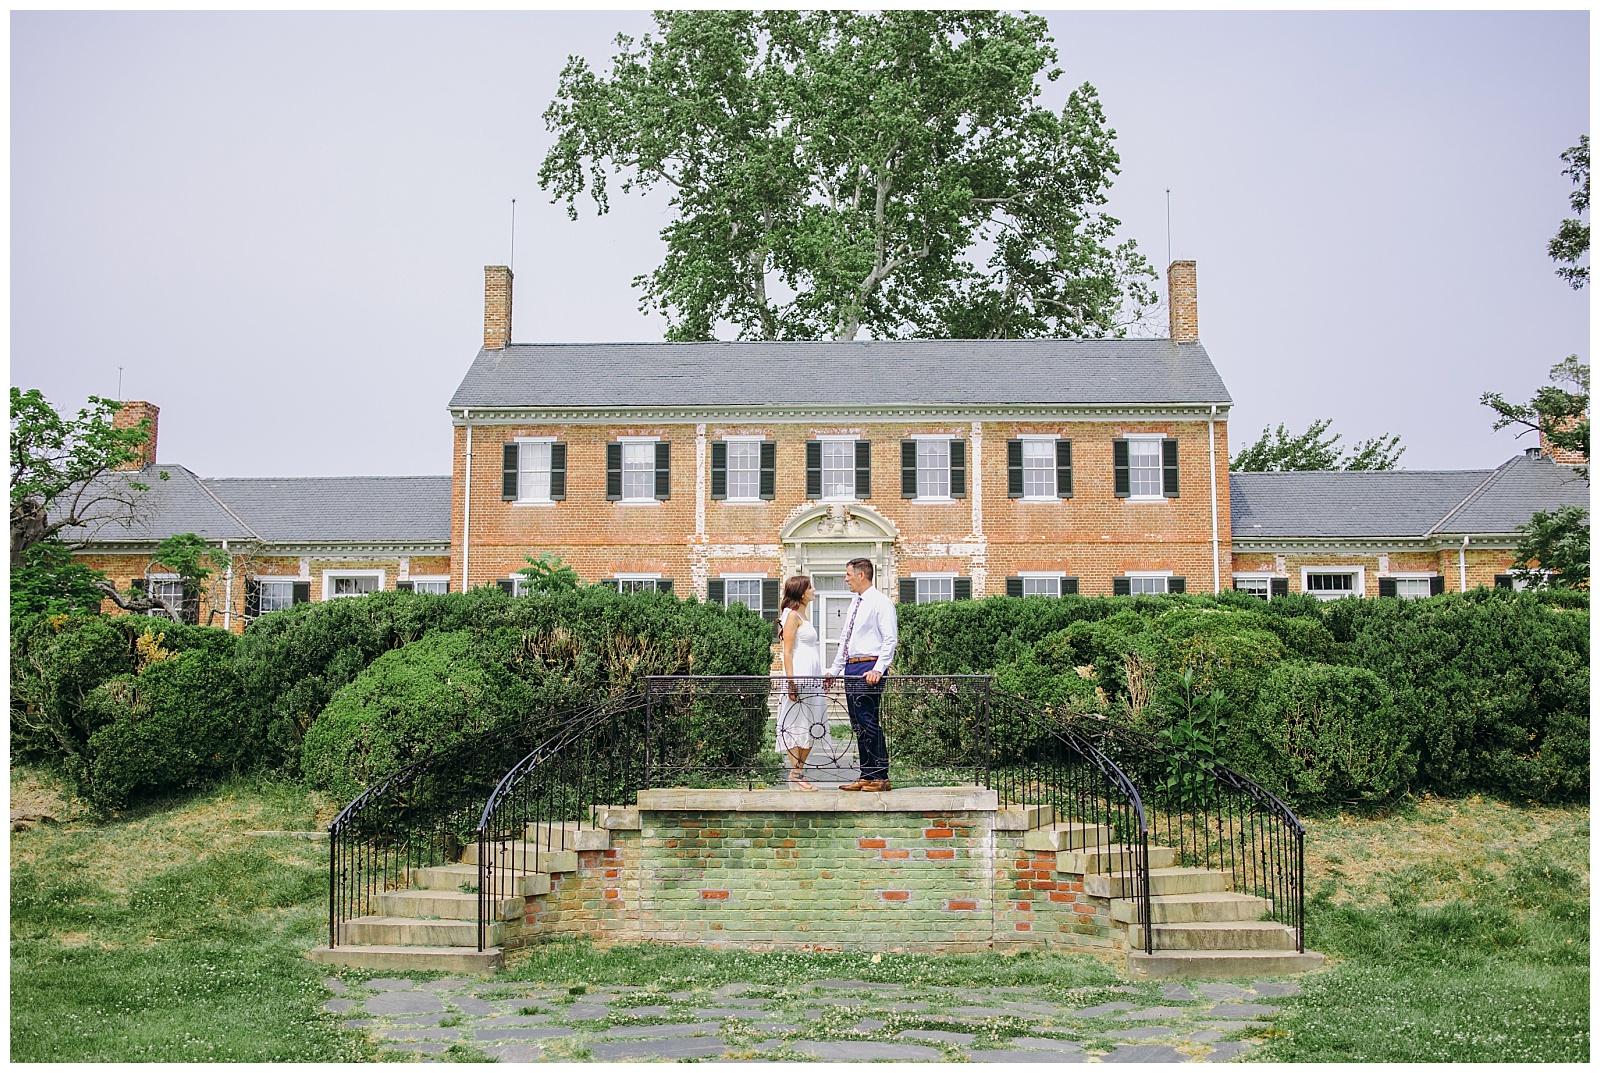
[{"x1": 1082, "y1": 720, "x2": 1306, "y2": 953}]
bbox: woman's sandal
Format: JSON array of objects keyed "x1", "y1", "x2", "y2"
[{"x1": 792, "y1": 776, "x2": 818, "y2": 792}]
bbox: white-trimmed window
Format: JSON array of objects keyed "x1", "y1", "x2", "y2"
[
  {"x1": 621, "y1": 440, "x2": 656, "y2": 502},
  {"x1": 821, "y1": 438, "x2": 856, "y2": 500},
  {"x1": 1393, "y1": 578, "x2": 1432, "y2": 600},
  {"x1": 1127, "y1": 570, "x2": 1172, "y2": 595},
  {"x1": 722, "y1": 575, "x2": 764, "y2": 612},
  {"x1": 409, "y1": 576, "x2": 450, "y2": 595},
  {"x1": 1128, "y1": 436, "x2": 1165, "y2": 499},
  {"x1": 1302, "y1": 567, "x2": 1364, "y2": 601},
  {"x1": 725, "y1": 439, "x2": 762, "y2": 501},
  {"x1": 1022, "y1": 437, "x2": 1056, "y2": 499},
  {"x1": 258, "y1": 578, "x2": 295, "y2": 613},
  {"x1": 916, "y1": 437, "x2": 952, "y2": 500},
  {"x1": 324, "y1": 570, "x2": 383, "y2": 599},
  {"x1": 1233, "y1": 574, "x2": 1271, "y2": 600},
  {"x1": 1022, "y1": 574, "x2": 1061, "y2": 598},
  {"x1": 615, "y1": 573, "x2": 662, "y2": 595},
  {"x1": 915, "y1": 573, "x2": 956, "y2": 604},
  {"x1": 518, "y1": 439, "x2": 553, "y2": 502},
  {"x1": 148, "y1": 575, "x2": 184, "y2": 609}
]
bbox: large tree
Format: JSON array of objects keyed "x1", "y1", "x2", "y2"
[
  {"x1": 1549, "y1": 135, "x2": 1589, "y2": 289},
  {"x1": 1230, "y1": 419, "x2": 1405, "y2": 472},
  {"x1": 540, "y1": 10, "x2": 1156, "y2": 342}
]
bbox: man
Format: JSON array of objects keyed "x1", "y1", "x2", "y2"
[{"x1": 826, "y1": 557, "x2": 897, "y2": 791}]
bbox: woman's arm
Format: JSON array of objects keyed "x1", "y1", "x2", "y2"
[{"x1": 781, "y1": 610, "x2": 801, "y2": 698}]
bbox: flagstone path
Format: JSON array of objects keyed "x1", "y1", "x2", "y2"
[{"x1": 324, "y1": 973, "x2": 1300, "y2": 1062}]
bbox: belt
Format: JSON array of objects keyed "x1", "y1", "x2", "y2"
[{"x1": 845, "y1": 656, "x2": 879, "y2": 664}]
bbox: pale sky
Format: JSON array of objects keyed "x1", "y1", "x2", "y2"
[{"x1": 11, "y1": 10, "x2": 1590, "y2": 477}]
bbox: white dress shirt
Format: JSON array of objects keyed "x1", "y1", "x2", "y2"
[{"x1": 828, "y1": 585, "x2": 898, "y2": 676}]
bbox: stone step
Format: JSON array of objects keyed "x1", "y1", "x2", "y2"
[
  {"x1": 1111, "y1": 890, "x2": 1273, "y2": 924},
  {"x1": 1127, "y1": 948, "x2": 1326, "y2": 979},
  {"x1": 994, "y1": 804, "x2": 1055, "y2": 831},
  {"x1": 1128, "y1": 920, "x2": 1300, "y2": 951},
  {"x1": 1084, "y1": 866, "x2": 1231, "y2": 899},
  {"x1": 523, "y1": 822, "x2": 612, "y2": 850},
  {"x1": 590, "y1": 804, "x2": 642, "y2": 831},
  {"x1": 411, "y1": 863, "x2": 553, "y2": 897},
  {"x1": 340, "y1": 914, "x2": 505, "y2": 948},
  {"x1": 375, "y1": 888, "x2": 525, "y2": 922},
  {"x1": 308, "y1": 944, "x2": 502, "y2": 973},
  {"x1": 1057, "y1": 843, "x2": 1178, "y2": 874},
  {"x1": 459, "y1": 842, "x2": 580, "y2": 873},
  {"x1": 1022, "y1": 822, "x2": 1116, "y2": 852}
]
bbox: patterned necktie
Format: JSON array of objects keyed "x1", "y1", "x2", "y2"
[{"x1": 839, "y1": 594, "x2": 863, "y2": 661}]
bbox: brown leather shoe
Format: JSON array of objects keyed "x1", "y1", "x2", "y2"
[
  {"x1": 861, "y1": 779, "x2": 891, "y2": 792},
  {"x1": 839, "y1": 779, "x2": 868, "y2": 791}
]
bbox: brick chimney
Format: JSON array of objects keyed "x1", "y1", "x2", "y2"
[
  {"x1": 1168, "y1": 260, "x2": 1198, "y2": 343},
  {"x1": 484, "y1": 265, "x2": 513, "y2": 349},
  {"x1": 1540, "y1": 415, "x2": 1586, "y2": 465},
  {"x1": 111, "y1": 400, "x2": 158, "y2": 470}
]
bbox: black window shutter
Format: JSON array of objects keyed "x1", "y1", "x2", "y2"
[
  {"x1": 244, "y1": 578, "x2": 260, "y2": 618},
  {"x1": 806, "y1": 441, "x2": 822, "y2": 499},
  {"x1": 1113, "y1": 440, "x2": 1130, "y2": 497},
  {"x1": 1057, "y1": 439, "x2": 1073, "y2": 498},
  {"x1": 1378, "y1": 578, "x2": 1397, "y2": 598},
  {"x1": 898, "y1": 577, "x2": 917, "y2": 604},
  {"x1": 606, "y1": 443, "x2": 623, "y2": 500},
  {"x1": 710, "y1": 441, "x2": 728, "y2": 500},
  {"x1": 1271, "y1": 578, "x2": 1289, "y2": 598},
  {"x1": 1162, "y1": 438, "x2": 1179, "y2": 498},
  {"x1": 657, "y1": 578, "x2": 674, "y2": 594},
  {"x1": 761, "y1": 578, "x2": 780, "y2": 623},
  {"x1": 707, "y1": 578, "x2": 726, "y2": 605},
  {"x1": 855, "y1": 440, "x2": 871, "y2": 498},
  {"x1": 901, "y1": 440, "x2": 918, "y2": 498},
  {"x1": 550, "y1": 442, "x2": 567, "y2": 500},
  {"x1": 1063, "y1": 577, "x2": 1080, "y2": 595},
  {"x1": 497, "y1": 579, "x2": 516, "y2": 594},
  {"x1": 1005, "y1": 576, "x2": 1023, "y2": 598},
  {"x1": 759, "y1": 441, "x2": 776, "y2": 500},
  {"x1": 1168, "y1": 577, "x2": 1186, "y2": 594},
  {"x1": 292, "y1": 581, "x2": 311, "y2": 605},
  {"x1": 654, "y1": 441, "x2": 671, "y2": 499},
  {"x1": 953, "y1": 577, "x2": 972, "y2": 600},
  {"x1": 1007, "y1": 440, "x2": 1024, "y2": 497},
  {"x1": 1430, "y1": 575, "x2": 1446, "y2": 596},
  {"x1": 396, "y1": 580, "x2": 414, "y2": 592},
  {"x1": 1494, "y1": 574, "x2": 1514, "y2": 590},
  {"x1": 1113, "y1": 576, "x2": 1131, "y2": 596},
  {"x1": 950, "y1": 439, "x2": 967, "y2": 498},
  {"x1": 502, "y1": 443, "x2": 519, "y2": 501}
]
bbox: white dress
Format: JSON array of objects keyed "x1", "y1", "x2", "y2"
[{"x1": 776, "y1": 608, "x2": 829, "y2": 753}]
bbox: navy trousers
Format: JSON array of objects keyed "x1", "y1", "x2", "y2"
[{"x1": 842, "y1": 663, "x2": 889, "y2": 782}]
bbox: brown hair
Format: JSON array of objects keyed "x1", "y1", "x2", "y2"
[
  {"x1": 781, "y1": 574, "x2": 813, "y2": 614},
  {"x1": 846, "y1": 557, "x2": 874, "y2": 582}
]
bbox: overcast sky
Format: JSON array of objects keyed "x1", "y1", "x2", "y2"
[{"x1": 12, "y1": 10, "x2": 1590, "y2": 477}]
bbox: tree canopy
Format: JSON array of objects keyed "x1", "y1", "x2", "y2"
[
  {"x1": 539, "y1": 10, "x2": 1156, "y2": 342},
  {"x1": 1230, "y1": 419, "x2": 1405, "y2": 472},
  {"x1": 1550, "y1": 135, "x2": 1589, "y2": 289}
]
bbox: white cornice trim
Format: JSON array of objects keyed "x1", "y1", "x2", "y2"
[
  {"x1": 78, "y1": 540, "x2": 451, "y2": 557},
  {"x1": 1232, "y1": 535, "x2": 1520, "y2": 553},
  {"x1": 449, "y1": 402, "x2": 1233, "y2": 426}
]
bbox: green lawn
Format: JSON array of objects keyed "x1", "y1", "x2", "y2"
[{"x1": 10, "y1": 768, "x2": 1589, "y2": 1062}]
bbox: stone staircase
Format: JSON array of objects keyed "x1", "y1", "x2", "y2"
[
  {"x1": 309, "y1": 818, "x2": 616, "y2": 974},
  {"x1": 1024, "y1": 821, "x2": 1324, "y2": 978}
]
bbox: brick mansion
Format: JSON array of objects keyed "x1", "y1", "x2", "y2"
[{"x1": 77, "y1": 262, "x2": 1588, "y2": 639}]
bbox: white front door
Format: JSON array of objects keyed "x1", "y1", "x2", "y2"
[{"x1": 811, "y1": 574, "x2": 851, "y2": 669}]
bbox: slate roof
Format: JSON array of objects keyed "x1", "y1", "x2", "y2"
[
  {"x1": 448, "y1": 339, "x2": 1233, "y2": 410},
  {"x1": 77, "y1": 464, "x2": 257, "y2": 544},
  {"x1": 203, "y1": 476, "x2": 452, "y2": 544},
  {"x1": 1230, "y1": 454, "x2": 1590, "y2": 541},
  {"x1": 1429, "y1": 453, "x2": 1589, "y2": 535}
]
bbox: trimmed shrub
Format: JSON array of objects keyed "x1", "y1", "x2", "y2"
[
  {"x1": 79, "y1": 647, "x2": 251, "y2": 812},
  {"x1": 1228, "y1": 662, "x2": 1413, "y2": 807}
]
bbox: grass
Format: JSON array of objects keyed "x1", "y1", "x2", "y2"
[
  {"x1": 9, "y1": 767, "x2": 375, "y2": 1062},
  {"x1": 1250, "y1": 795, "x2": 1590, "y2": 1063}
]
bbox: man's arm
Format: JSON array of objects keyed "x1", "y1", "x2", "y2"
[{"x1": 870, "y1": 590, "x2": 898, "y2": 676}]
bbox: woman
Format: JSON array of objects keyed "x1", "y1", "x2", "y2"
[{"x1": 776, "y1": 574, "x2": 828, "y2": 790}]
